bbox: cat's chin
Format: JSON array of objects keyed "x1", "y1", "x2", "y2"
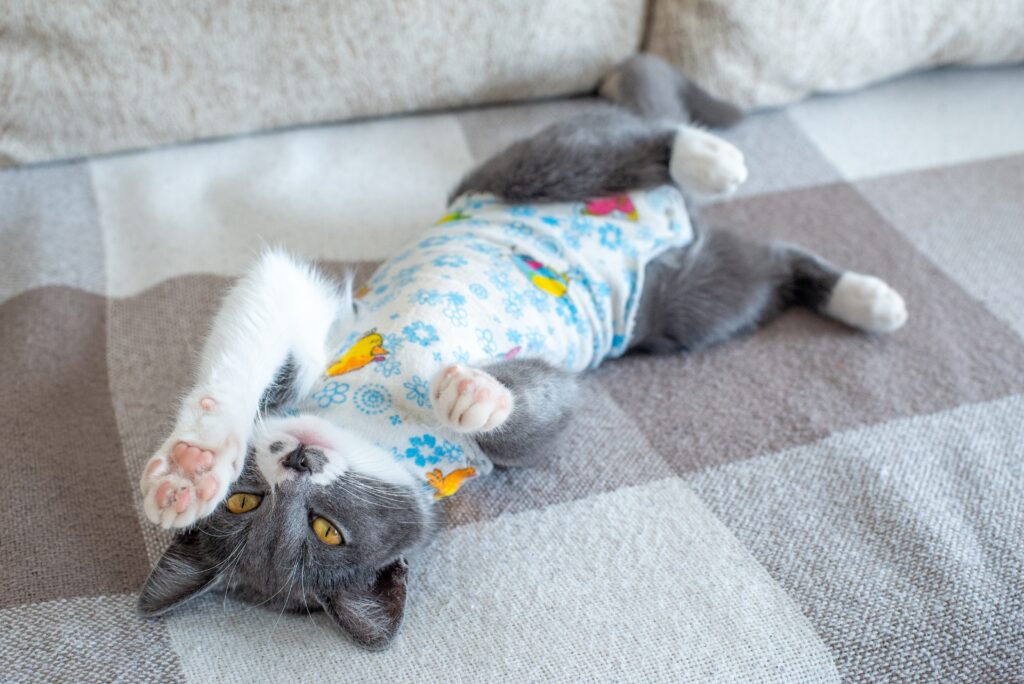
[
  {"x1": 268, "y1": 414, "x2": 343, "y2": 451},
  {"x1": 252, "y1": 413, "x2": 418, "y2": 489}
]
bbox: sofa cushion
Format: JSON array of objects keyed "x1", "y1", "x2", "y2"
[
  {"x1": 646, "y1": 0, "x2": 1024, "y2": 109},
  {"x1": 0, "y1": 0, "x2": 644, "y2": 166}
]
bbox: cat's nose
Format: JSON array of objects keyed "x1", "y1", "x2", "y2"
[{"x1": 281, "y1": 445, "x2": 312, "y2": 474}]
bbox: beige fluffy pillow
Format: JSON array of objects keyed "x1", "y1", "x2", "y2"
[{"x1": 646, "y1": 0, "x2": 1024, "y2": 109}]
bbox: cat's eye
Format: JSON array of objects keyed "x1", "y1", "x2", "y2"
[
  {"x1": 226, "y1": 492, "x2": 262, "y2": 514},
  {"x1": 311, "y1": 516, "x2": 344, "y2": 546}
]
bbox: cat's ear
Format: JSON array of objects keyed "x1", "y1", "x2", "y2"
[
  {"x1": 319, "y1": 558, "x2": 409, "y2": 650},
  {"x1": 137, "y1": 530, "x2": 220, "y2": 617}
]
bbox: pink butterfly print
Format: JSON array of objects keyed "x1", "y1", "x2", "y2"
[{"x1": 584, "y1": 194, "x2": 638, "y2": 221}]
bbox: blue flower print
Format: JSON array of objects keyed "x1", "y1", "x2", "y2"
[
  {"x1": 353, "y1": 383, "x2": 392, "y2": 415},
  {"x1": 506, "y1": 328, "x2": 523, "y2": 345},
  {"x1": 565, "y1": 216, "x2": 594, "y2": 249},
  {"x1": 535, "y1": 235, "x2": 562, "y2": 256},
  {"x1": 402, "y1": 434, "x2": 443, "y2": 467},
  {"x1": 433, "y1": 254, "x2": 467, "y2": 268},
  {"x1": 403, "y1": 321, "x2": 439, "y2": 347},
  {"x1": 599, "y1": 222, "x2": 623, "y2": 250},
  {"x1": 469, "y1": 283, "x2": 488, "y2": 300},
  {"x1": 445, "y1": 306, "x2": 468, "y2": 327},
  {"x1": 509, "y1": 206, "x2": 536, "y2": 217},
  {"x1": 540, "y1": 216, "x2": 560, "y2": 226},
  {"x1": 477, "y1": 328, "x2": 497, "y2": 355},
  {"x1": 526, "y1": 330, "x2": 545, "y2": 354},
  {"x1": 504, "y1": 221, "x2": 533, "y2": 239},
  {"x1": 468, "y1": 242, "x2": 502, "y2": 257},
  {"x1": 412, "y1": 288, "x2": 443, "y2": 306},
  {"x1": 454, "y1": 348, "x2": 470, "y2": 364},
  {"x1": 391, "y1": 248, "x2": 414, "y2": 263},
  {"x1": 373, "y1": 355, "x2": 402, "y2": 378},
  {"x1": 438, "y1": 440, "x2": 464, "y2": 464},
  {"x1": 419, "y1": 235, "x2": 453, "y2": 248},
  {"x1": 403, "y1": 375, "x2": 431, "y2": 408},
  {"x1": 432, "y1": 351, "x2": 443, "y2": 363},
  {"x1": 441, "y1": 293, "x2": 468, "y2": 327},
  {"x1": 487, "y1": 267, "x2": 514, "y2": 293},
  {"x1": 367, "y1": 291, "x2": 398, "y2": 312},
  {"x1": 503, "y1": 293, "x2": 524, "y2": 319},
  {"x1": 381, "y1": 333, "x2": 406, "y2": 353},
  {"x1": 392, "y1": 265, "x2": 422, "y2": 290},
  {"x1": 312, "y1": 381, "x2": 349, "y2": 408},
  {"x1": 389, "y1": 414, "x2": 403, "y2": 426}
]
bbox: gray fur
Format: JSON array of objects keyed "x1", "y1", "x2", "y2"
[
  {"x1": 600, "y1": 54, "x2": 744, "y2": 128},
  {"x1": 475, "y1": 358, "x2": 580, "y2": 467},
  {"x1": 140, "y1": 55, "x2": 857, "y2": 651},
  {"x1": 452, "y1": 110, "x2": 677, "y2": 203},
  {"x1": 630, "y1": 230, "x2": 842, "y2": 354},
  {"x1": 138, "y1": 454, "x2": 436, "y2": 650}
]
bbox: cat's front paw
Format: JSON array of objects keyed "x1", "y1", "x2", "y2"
[
  {"x1": 825, "y1": 273, "x2": 908, "y2": 333},
  {"x1": 431, "y1": 365, "x2": 513, "y2": 434},
  {"x1": 670, "y1": 126, "x2": 748, "y2": 196},
  {"x1": 141, "y1": 395, "x2": 247, "y2": 529}
]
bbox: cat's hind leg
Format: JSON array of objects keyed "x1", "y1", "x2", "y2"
[
  {"x1": 630, "y1": 229, "x2": 906, "y2": 355},
  {"x1": 451, "y1": 111, "x2": 746, "y2": 202},
  {"x1": 141, "y1": 251, "x2": 347, "y2": 528},
  {"x1": 430, "y1": 359, "x2": 579, "y2": 467}
]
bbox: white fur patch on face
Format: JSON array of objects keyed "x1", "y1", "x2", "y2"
[
  {"x1": 669, "y1": 126, "x2": 748, "y2": 196},
  {"x1": 825, "y1": 272, "x2": 908, "y2": 333},
  {"x1": 251, "y1": 415, "x2": 416, "y2": 489}
]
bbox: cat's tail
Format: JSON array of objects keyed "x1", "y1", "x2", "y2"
[{"x1": 598, "y1": 54, "x2": 743, "y2": 129}]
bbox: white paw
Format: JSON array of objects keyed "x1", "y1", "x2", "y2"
[
  {"x1": 140, "y1": 395, "x2": 247, "y2": 529},
  {"x1": 670, "y1": 126, "x2": 748, "y2": 195},
  {"x1": 826, "y1": 273, "x2": 908, "y2": 333},
  {"x1": 430, "y1": 365, "x2": 513, "y2": 434}
]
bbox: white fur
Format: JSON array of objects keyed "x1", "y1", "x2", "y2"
[
  {"x1": 430, "y1": 365, "x2": 514, "y2": 433},
  {"x1": 669, "y1": 126, "x2": 748, "y2": 196},
  {"x1": 250, "y1": 415, "x2": 417, "y2": 489},
  {"x1": 825, "y1": 272, "x2": 908, "y2": 333},
  {"x1": 141, "y1": 250, "x2": 354, "y2": 528}
]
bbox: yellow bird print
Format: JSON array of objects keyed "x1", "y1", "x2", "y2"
[
  {"x1": 326, "y1": 332, "x2": 389, "y2": 377},
  {"x1": 425, "y1": 467, "x2": 477, "y2": 499}
]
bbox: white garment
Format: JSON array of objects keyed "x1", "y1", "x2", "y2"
[{"x1": 298, "y1": 187, "x2": 694, "y2": 500}]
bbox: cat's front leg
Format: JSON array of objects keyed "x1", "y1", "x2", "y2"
[
  {"x1": 140, "y1": 391, "x2": 251, "y2": 528},
  {"x1": 430, "y1": 365, "x2": 514, "y2": 433},
  {"x1": 140, "y1": 251, "x2": 345, "y2": 528}
]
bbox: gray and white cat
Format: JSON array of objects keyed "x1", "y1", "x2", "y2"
[{"x1": 137, "y1": 56, "x2": 906, "y2": 649}]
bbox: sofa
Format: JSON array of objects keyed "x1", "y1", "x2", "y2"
[{"x1": 2, "y1": 2, "x2": 1023, "y2": 682}]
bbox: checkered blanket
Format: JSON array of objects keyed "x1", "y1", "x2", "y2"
[{"x1": 3, "y1": 66, "x2": 1022, "y2": 682}]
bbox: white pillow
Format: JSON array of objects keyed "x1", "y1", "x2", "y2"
[{"x1": 647, "y1": 0, "x2": 1024, "y2": 109}]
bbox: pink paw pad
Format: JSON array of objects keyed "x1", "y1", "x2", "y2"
[
  {"x1": 155, "y1": 481, "x2": 192, "y2": 513},
  {"x1": 172, "y1": 442, "x2": 215, "y2": 476},
  {"x1": 197, "y1": 475, "x2": 220, "y2": 501}
]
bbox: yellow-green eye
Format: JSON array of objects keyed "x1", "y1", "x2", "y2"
[
  {"x1": 226, "y1": 492, "x2": 262, "y2": 514},
  {"x1": 311, "y1": 516, "x2": 343, "y2": 546}
]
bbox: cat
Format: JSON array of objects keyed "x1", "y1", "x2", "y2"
[{"x1": 136, "y1": 55, "x2": 906, "y2": 650}]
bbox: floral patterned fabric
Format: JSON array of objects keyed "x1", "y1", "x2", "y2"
[{"x1": 297, "y1": 187, "x2": 694, "y2": 498}]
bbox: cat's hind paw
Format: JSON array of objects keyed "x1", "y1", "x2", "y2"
[
  {"x1": 670, "y1": 126, "x2": 747, "y2": 196},
  {"x1": 431, "y1": 365, "x2": 513, "y2": 434},
  {"x1": 141, "y1": 396, "x2": 247, "y2": 528},
  {"x1": 825, "y1": 273, "x2": 908, "y2": 333}
]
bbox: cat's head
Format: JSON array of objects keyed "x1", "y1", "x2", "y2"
[{"x1": 137, "y1": 414, "x2": 436, "y2": 650}]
